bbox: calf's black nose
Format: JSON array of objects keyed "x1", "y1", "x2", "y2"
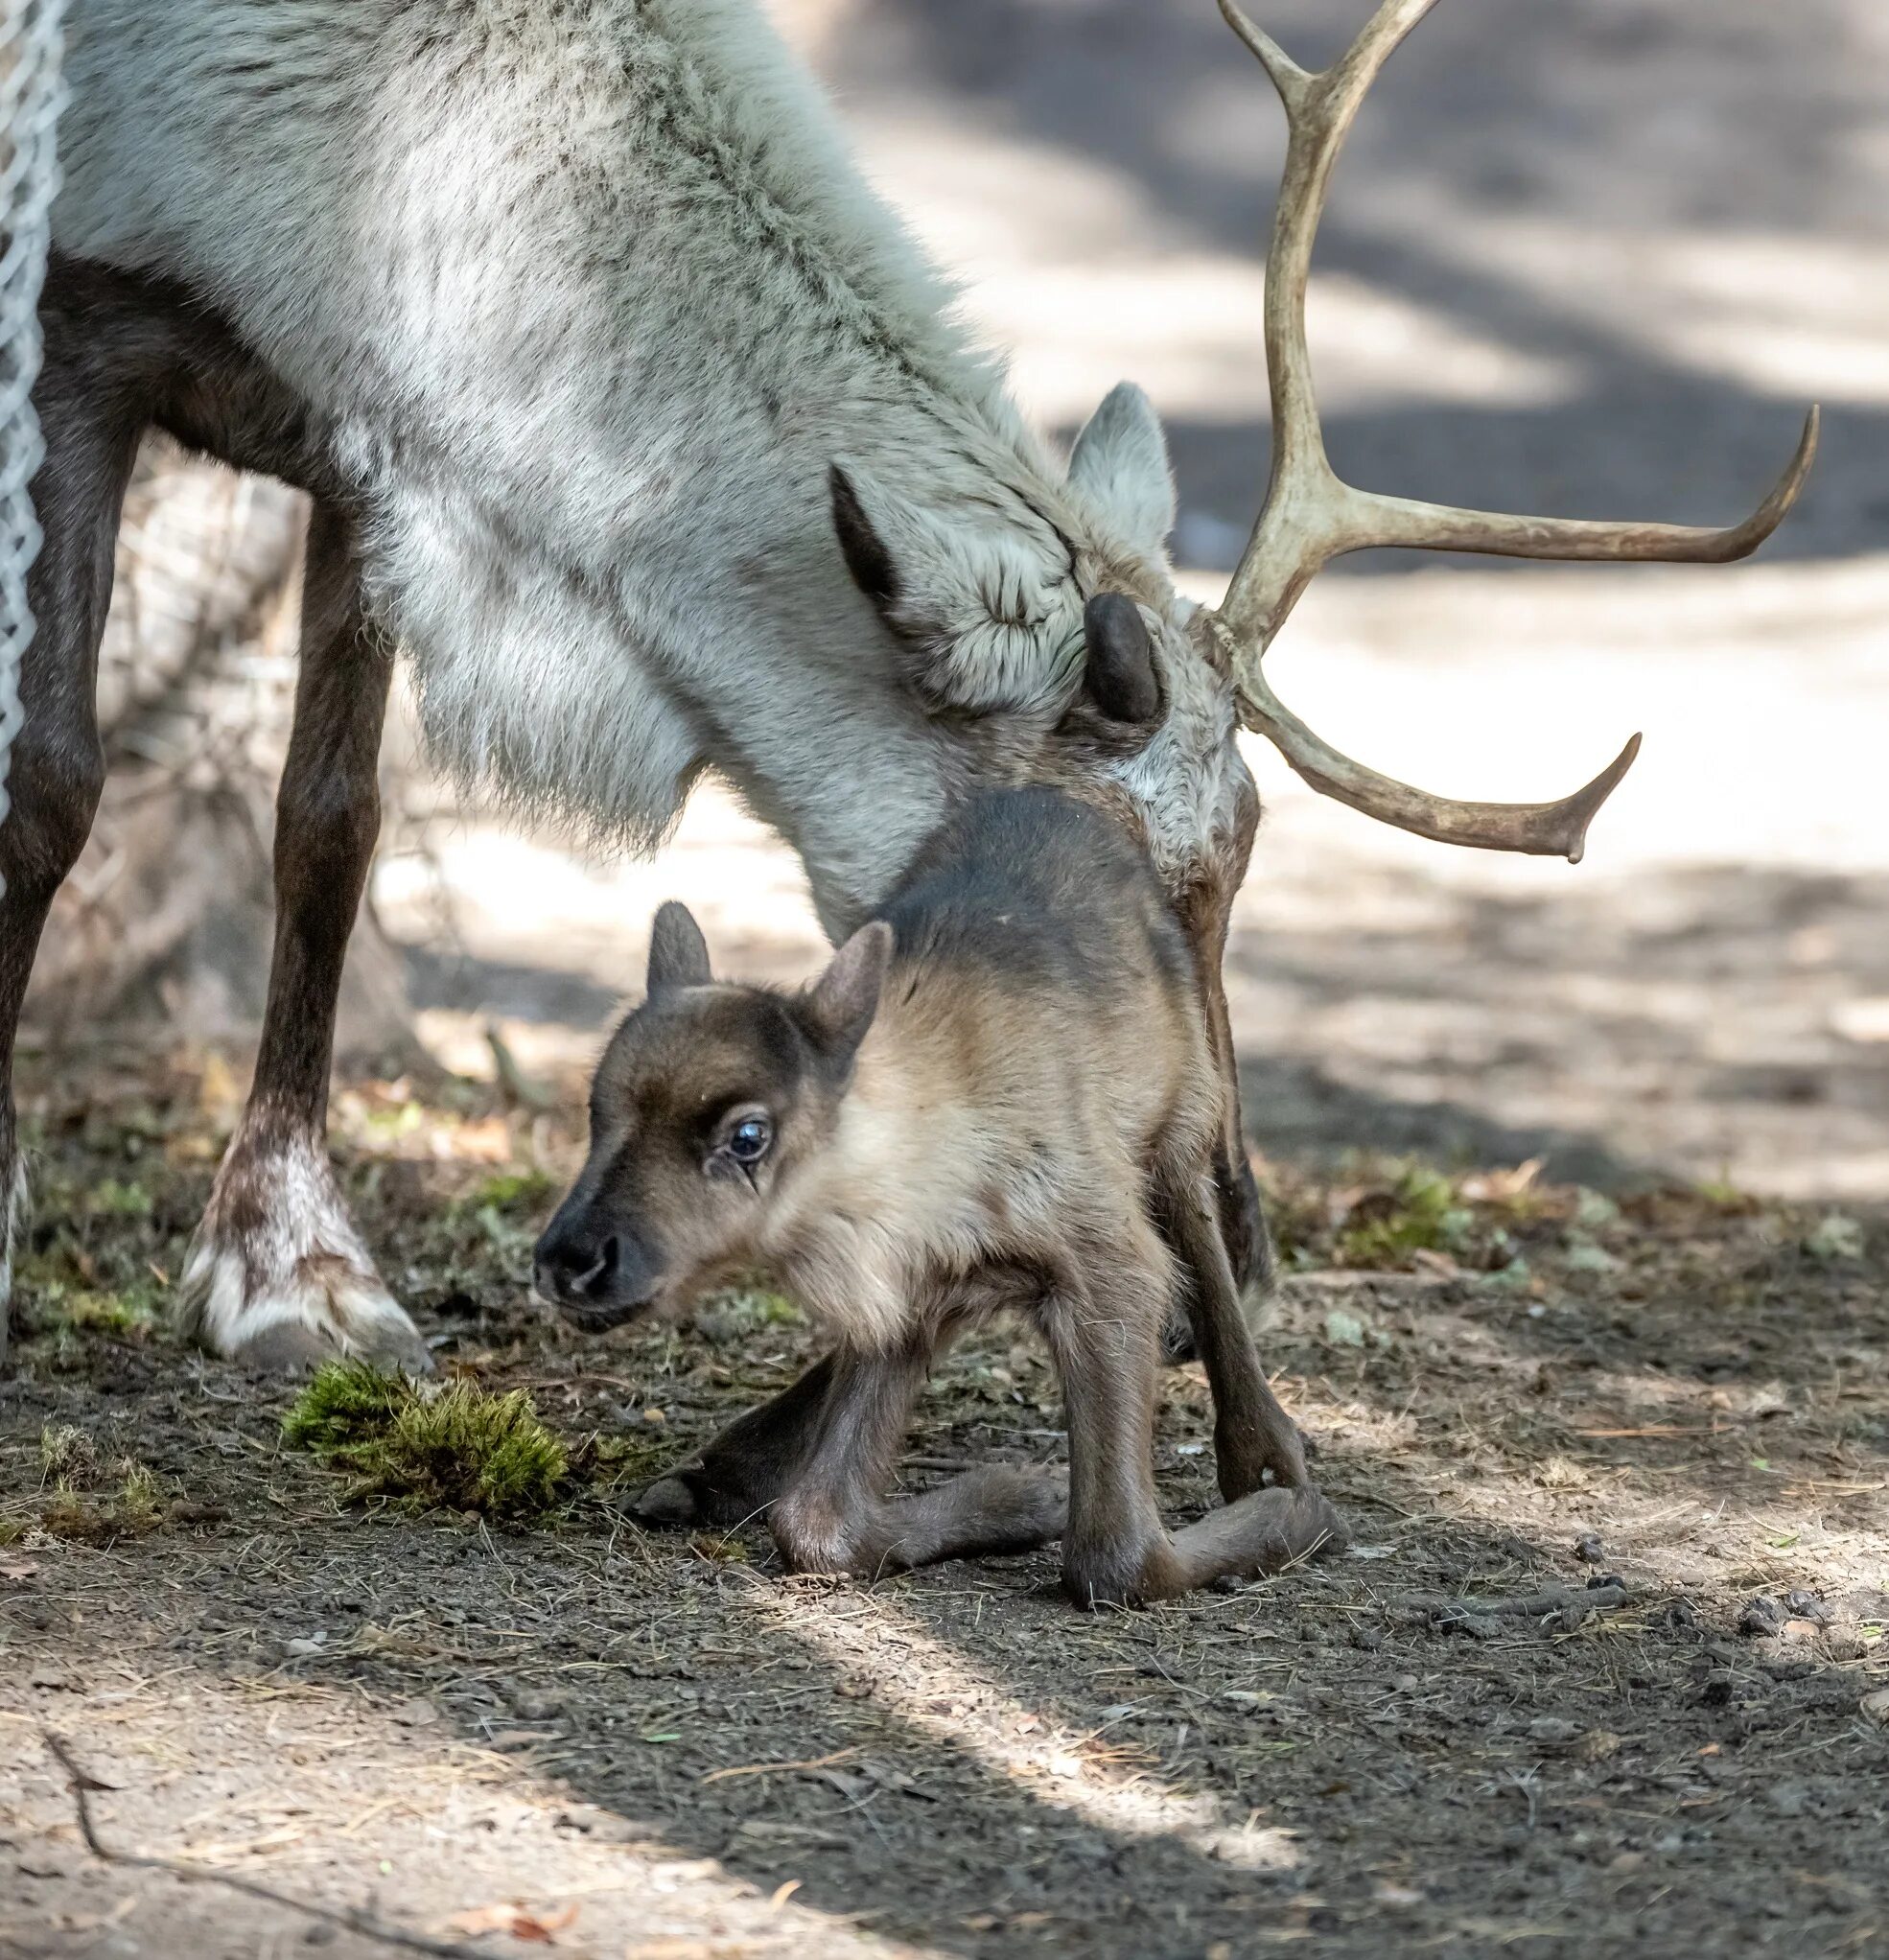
[{"x1": 533, "y1": 1222, "x2": 619, "y2": 1305}]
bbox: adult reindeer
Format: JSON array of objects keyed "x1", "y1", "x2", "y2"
[{"x1": 1, "y1": 0, "x2": 1811, "y2": 1378}]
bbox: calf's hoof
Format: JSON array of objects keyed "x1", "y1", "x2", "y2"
[
  {"x1": 630, "y1": 1462, "x2": 775, "y2": 1530},
  {"x1": 630, "y1": 1471, "x2": 706, "y2": 1529}
]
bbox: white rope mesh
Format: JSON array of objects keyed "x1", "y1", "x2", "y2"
[{"x1": 0, "y1": 0, "x2": 66, "y2": 893}]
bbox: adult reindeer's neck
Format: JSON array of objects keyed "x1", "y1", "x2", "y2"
[{"x1": 57, "y1": 0, "x2": 1060, "y2": 922}]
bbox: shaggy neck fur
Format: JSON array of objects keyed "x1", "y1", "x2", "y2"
[
  {"x1": 754, "y1": 1007, "x2": 1007, "y2": 1351},
  {"x1": 55, "y1": 0, "x2": 1249, "y2": 925}
]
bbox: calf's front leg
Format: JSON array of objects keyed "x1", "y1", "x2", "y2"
[
  {"x1": 179, "y1": 503, "x2": 427, "y2": 1372},
  {"x1": 768, "y1": 1342, "x2": 1065, "y2": 1578},
  {"x1": 631, "y1": 1351, "x2": 838, "y2": 1528}
]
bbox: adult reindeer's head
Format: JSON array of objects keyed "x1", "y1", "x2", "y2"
[{"x1": 827, "y1": 0, "x2": 1815, "y2": 1279}]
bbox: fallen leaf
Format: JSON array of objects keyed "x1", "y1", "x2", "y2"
[
  {"x1": 444, "y1": 1902, "x2": 579, "y2": 1944},
  {"x1": 1574, "y1": 1729, "x2": 1623, "y2": 1763},
  {"x1": 511, "y1": 1908, "x2": 578, "y2": 1947},
  {"x1": 1860, "y1": 1689, "x2": 1889, "y2": 1726},
  {"x1": 1459, "y1": 1160, "x2": 1543, "y2": 1203}
]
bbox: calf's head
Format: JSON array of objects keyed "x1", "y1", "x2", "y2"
[{"x1": 534, "y1": 903, "x2": 892, "y2": 1330}]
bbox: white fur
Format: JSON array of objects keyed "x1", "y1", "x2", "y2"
[
  {"x1": 0, "y1": 1155, "x2": 28, "y2": 1361},
  {"x1": 54, "y1": 0, "x2": 1252, "y2": 925},
  {"x1": 180, "y1": 1133, "x2": 429, "y2": 1368}
]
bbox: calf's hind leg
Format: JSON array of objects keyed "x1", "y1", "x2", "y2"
[
  {"x1": 1044, "y1": 1244, "x2": 1341, "y2": 1609},
  {"x1": 1161, "y1": 1173, "x2": 1310, "y2": 1502},
  {"x1": 179, "y1": 503, "x2": 428, "y2": 1372}
]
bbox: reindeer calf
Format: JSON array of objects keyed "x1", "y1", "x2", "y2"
[{"x1": 536, "y1": 788, "x2": 1341, "y2": 1607}]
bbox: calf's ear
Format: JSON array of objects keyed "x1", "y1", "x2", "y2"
[
  {"x1": 647, "y1": 900, "x2": 712, "y2": 994},
  {"x1": 804, "y1": 921, "x2": 894, "y2": 1062}
]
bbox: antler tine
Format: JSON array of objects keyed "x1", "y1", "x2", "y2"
[
  {"x1": 1352, "y1": 407, "x2": 1821, "y2": 566},
  {"x1": 1201, "y1": 605, "x2": 1642, "y2": 863},
  {"x1": 1221, "y1": 0, "x2": 1440, "y2": 644},
  {"x1": 1209, "y1": 0, "x2": 1820, "y2": 860},
  {"x1": 1213, "y1": 0, "x2": 1310, "y2": 105}
]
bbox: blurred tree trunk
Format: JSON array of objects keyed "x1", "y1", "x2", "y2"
[{"x1": 25, "y1": 439, "x2": 413, "y2": 1062}]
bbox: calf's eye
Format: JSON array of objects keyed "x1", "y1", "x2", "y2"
[{"x1": 728, "y1": 1115, "x2": 772, "y2": 1164}]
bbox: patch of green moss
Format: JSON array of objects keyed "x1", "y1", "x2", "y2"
[
  {"x1": 40, "y1": 1422, "x2": 99, "y2": 1482},
  {"x1": 41, "y1": 1465, "x2": 163, "y2": 1536},
  {"x1": 284, "y1": 1363, "x2": 568, "y2": 1524},
  {"x1": 1337, "y1": 1163, "x2": 1472, "y2": 1270},
  {"x1": 35, "y1": 1445, "x2": 167, "y2": 1543},
  {"x1": 61, "y1": 1288, "x2": 160, "y2": 1338},
  {"x1": 571, "y1": 1430, "x2": 675, "y2": 1490},
  {"x1": 88, "y1": 1178, "x2": 154, "y2": 1218},
  {"x1": 466, "y1": 1167, "x2": 554, "y2": 1212},
  {"x1": 281, "y1": 1360, "x2": 409, "y2": 1454},
  {"x1": 693, "y1": 1285, "x2": 805, "y2": 1343},
  {"x1": 689, "y1": 1530, "x2": 749, "y2": 1565}
]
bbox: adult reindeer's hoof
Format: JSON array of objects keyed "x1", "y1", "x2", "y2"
[{"x1": 180, "y1": 1134, "x2": 431, "y2": 1375}]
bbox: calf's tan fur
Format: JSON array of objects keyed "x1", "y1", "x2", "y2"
[{"x1": 538, "y1": 788, "x2": 1341, "y2": 1606}]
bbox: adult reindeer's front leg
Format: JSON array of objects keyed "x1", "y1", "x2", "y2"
[
  {"x1": 179, "y1": 504, "x2": 427, "y2": 1371},
  {"x1": 0, "y1": 270, "x2": 147, "y2": 1365}
]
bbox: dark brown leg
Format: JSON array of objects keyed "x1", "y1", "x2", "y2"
[
  {"x1": 177, "y1": 502, "x2": 426, "y2": 1371},
  {"x1": 1161, "y1": 1174, "x2": 1308, "y2": 1501},
  {"x1": 0, "y1": 278, "x2": 152, "y2": 1365},
  {"x1": 769, "y1": 1341, "x2": 1064, "y2": 1577},
  {"x1": 632, "y1": 1352, "x2": 841, "y2": 1528}
]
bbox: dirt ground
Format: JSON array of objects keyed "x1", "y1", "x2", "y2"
[
  {"x1": 2, "y1": 1051, "x2": 1884, "y2": 1960},
  {"x1": 8, "y1": 1, "x2": 1887, "y2": 1954}
]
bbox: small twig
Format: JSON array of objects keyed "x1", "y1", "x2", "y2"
[
  {"x1": 699, "y1": 1745, "x2": 862, "y2": 1786},
  {"x1": 485, "y1": 1024, "x2": 553, "y2": 1111},
  {"x1": 43, "y1": 1732, "x2": 489, "y2": 1960},
  {"x1": 1399, "y1": 1583, "x2": 1627, "y2": 1624}
]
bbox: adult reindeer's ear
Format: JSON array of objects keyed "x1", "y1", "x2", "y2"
[
  {"x1": 829, "y1": 463, "x2": 901, "y2": 614},
  {"x1": 828, "y1": 458, "x2": 1077, "y2": 716},
  {"x1": 1068, "y1": 382, "x2": 1175, "y2": 557},
  {"x1": 647, "y1": 900, "x2": 711, "y2": 994},
  {"x1": 803, "y1": 921, "x2": 893, "y2": 1063}
]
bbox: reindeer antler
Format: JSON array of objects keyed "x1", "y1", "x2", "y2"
[{"x1": 1209, "y1": 0, "x2": 1820, "y2": 862}]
